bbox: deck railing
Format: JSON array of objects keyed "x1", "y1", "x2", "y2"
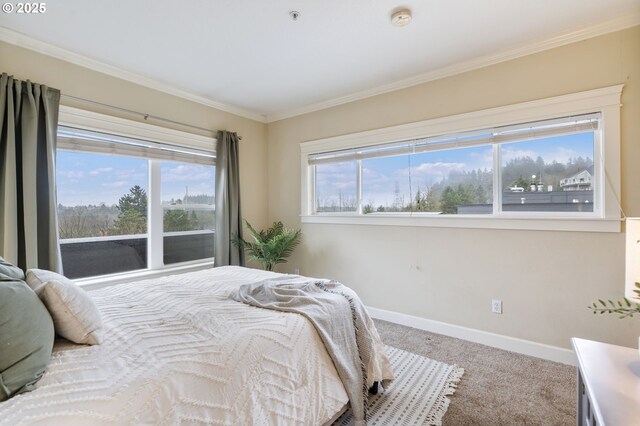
[{"x1": 60, "y1": 230, "x2": 214, "y2": 279}]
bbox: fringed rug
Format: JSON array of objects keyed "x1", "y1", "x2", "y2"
[{"x1": 333, "y1": 345, "x2": 464, "y2": 426}]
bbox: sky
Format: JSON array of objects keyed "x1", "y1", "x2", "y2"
[
  {"x1": 316, "y1": 132, "x2": 594, "y2": 208},
  {"x1": 56, "y1": 152, "x2": 215, "y2": 206}
]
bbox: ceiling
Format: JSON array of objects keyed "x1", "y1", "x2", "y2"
[{"x1": 1, "y1": 0, "x2": 639, "y2": 122}]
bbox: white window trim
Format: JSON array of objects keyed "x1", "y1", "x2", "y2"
[
  {"x1": 58, "y1": 105, "x2": 216, "y2": 151},
  {"x1": 57, "y1": 106, "x2": 217, "y2": 281},
  {"x1": 75, "y1": 260, "x2": 215, "y2": 290},
  {"x1": 300, "y1": 85, "x2": 623, "y2": 233}
]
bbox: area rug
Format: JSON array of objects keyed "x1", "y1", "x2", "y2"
[{"x1": 333, "y1": 345, "x2": 464, "y2": 426}]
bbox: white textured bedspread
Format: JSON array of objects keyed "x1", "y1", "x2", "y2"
[{"x1": 0, "y1": 267, "x2": 349, "y2": 425}]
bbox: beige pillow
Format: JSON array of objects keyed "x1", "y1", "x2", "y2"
[{"x1": 26, "y1": 269, "x2": 103, "y2": 345}]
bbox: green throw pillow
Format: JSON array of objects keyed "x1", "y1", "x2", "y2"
[
  {"x1": 0, "y1": 279, "x2": 55, "y2": 401},
  {"x1": 0, "y1": 256, "x2": 25, "y2": 281}
]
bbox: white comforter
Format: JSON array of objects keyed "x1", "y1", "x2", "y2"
[{"x1": 0, "y1": 267, "x2": 350, "y2": 425}]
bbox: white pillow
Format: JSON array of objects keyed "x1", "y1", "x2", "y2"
[{"x1": 25, "y1": 269, "x2": 103, "y2": 345}]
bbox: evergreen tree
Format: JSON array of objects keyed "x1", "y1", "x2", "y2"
[
  {"x1": 457, "y1": 184, "x2": 476, "y2": 205},
  {"x1": 475, "y1": 184, "x2": 488, "y2": 203},
  {"x1": 163, "y1": 209, "x2": 192, "y2": 232},
  {"x1": 190, "y1": 210, "x2": 199, "y2": 228},
  {"x1": 117, "y1": 185, "x2": 147, "y2": 216},
  {"x1": 110, "y1": 209, "x2": 147, "y2": 235},
  {"x1": 425, "y1": 188, "x2": 440, "y2": 212},
  {"x1": 110, "y1": 186, "x2": 147, "y2": 235},
  {"x1": 440, "y1": 186, "x2": 459, "y2": 214}
]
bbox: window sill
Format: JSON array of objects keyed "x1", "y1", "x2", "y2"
[
  {"x1": 300, "y1": 214, "x2": 621, "y2": 233},
  {"x1": 74, "y1": 259, "x2": 215, "y2": 290}
]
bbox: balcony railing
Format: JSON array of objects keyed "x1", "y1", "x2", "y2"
[{"x1": 60, "y1": 230, "x2": 214, "y2": 279}]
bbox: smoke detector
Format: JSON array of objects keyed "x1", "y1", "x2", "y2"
[
  {"x1": 391, "y1": 9, "x2": 412, "y2": 27},
  {"x1": 289, "y1": 10, "x2": 300, "y2": 21}
]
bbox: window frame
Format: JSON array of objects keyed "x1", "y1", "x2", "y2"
[
  {"x1": 57, "y1": 106, "x2": 217, "y2": 284},
  {"x1": 300, "y1": 85, "x2": 623, "y2": 233}
]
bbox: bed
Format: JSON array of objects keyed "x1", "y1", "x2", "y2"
[{"x1": 0, "y1": 266, "x2": 384, "y2": 425}]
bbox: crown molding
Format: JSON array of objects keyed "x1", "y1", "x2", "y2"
[
  {"x1": 2, "y1": 13, "x2": 638, "y2": 125},
  {"x1": 267, "y1": 13, "x2": 640, "y2": 122},
  {"x1": 0, "y1": 27, "x2": 268, "y2": 123}
]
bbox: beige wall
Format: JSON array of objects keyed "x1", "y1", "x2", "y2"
[
  {"x1": 0, "y1": 41, "x2": 269, "y2": 233},
  {"x1": 267, "y1": 26, "x2": 640, "y2": 349}
]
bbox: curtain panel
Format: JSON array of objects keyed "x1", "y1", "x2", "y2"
[
  {"x1": 0, "y1": 73, "x2": 62, "y2": 272},
  {"x1": 214, "y1": 130, "x2": 244, "y2": 267}
]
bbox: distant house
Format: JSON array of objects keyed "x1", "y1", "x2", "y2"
[{"x1": 560, "y1": 166, "x2": 594, "y2": 191}]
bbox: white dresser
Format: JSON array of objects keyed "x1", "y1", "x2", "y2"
[{"x1": 572, "y1": 338, "x2": 640, "y2": 426}]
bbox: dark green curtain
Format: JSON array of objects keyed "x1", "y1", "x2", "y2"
[
  {"x1": 214, "y1": 130, "x2": 244, "y2": 267},
  {"x1": 0, "y1": 73, "x2": 62, "y2": 272}
]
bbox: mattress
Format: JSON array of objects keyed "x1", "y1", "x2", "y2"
[{"x1": 0, "y1": 266, "x2": 349, "y2": 425}]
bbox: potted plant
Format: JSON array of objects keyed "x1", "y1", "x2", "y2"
[{"x1": 233, "y1": 220, "x2": 301, "y2": 271}]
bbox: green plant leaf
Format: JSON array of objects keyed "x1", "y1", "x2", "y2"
[{"x1": 236, "y1": 220, "x2": 301, "y2": 271}]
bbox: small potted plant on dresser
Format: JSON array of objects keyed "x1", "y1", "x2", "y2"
[{"x1": 232, "y1": 220, "x2": 301, "y2": 271}]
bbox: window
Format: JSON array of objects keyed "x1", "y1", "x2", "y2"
[
  {"x1": 300, "y1": 86, "x2": 622, "y2": 232},
  {"x1": 307, "y1": 113, "x2": 598, "y2": 216},
  {"x1": 161, "y1": 162, "x2": 215, "y2": 265},
  {"x1": 500, "y1": 131, "x2": 595, "y2": 213},
  {"x1": 56, "y1": 108, "x2": 216, "y2": 279}
]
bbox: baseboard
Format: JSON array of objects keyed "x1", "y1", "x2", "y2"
[{"x1": 367, "y1": 306, "x2": 576, "y2": 366}]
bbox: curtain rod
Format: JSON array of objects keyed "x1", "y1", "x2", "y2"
[{"x1": 60, "y1": 94, "x2": 242, "y2": 140}]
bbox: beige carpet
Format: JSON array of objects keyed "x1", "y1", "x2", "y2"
[{"x1": 374, "y1": 320, "x2": 576, "y2": 426}]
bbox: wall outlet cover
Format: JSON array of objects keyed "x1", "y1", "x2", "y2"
[{"x1": 492, "y1": 299, "x2": 503, "y2": 314}]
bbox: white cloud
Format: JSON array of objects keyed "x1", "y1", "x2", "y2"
[
  {"x1": 501, "y1": 148, "x2": 538, "y2": 162},
  {"x1": 162, "y1": 164, "x2": 214, "y2": 183},
  {"x1": 115, "y1": 169, "x2": 134, "y2": 179},
  {"x1": 89, "y1": 167, "x2": 113, "y2": 176},
  {"x1": 102, "y1": 181, "x2": 129, "y2": 188},
  {"x1": 58, "y1": 170, "x2": 84, "y2": 179},
  {"x1": 403, "y1": 162, "x2": 467, "y2": 178},
  {"x1": 468, "y1": 150, "x2": 493, "y2": 164},
  {"x1": 362, "y1": 166, "x2": 391, "y2": 187},
  {"x1": 315, "y1": 163, "x2": 357, "y2": 193}
]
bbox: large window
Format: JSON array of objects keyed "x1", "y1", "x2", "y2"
[
  {"x1": 300, "y1": 86, "x2": 622, "y2": 232},
  {"x1": 308, "y1": 113, "x2": 598, "y2": 216},
  {"x1": 56, "y1": 111, "x2": 216, "y2": 280}
]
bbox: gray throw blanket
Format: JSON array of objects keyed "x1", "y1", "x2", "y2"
[{"x1": 232, "y1": 276, "x2": 391, "y2": 426}]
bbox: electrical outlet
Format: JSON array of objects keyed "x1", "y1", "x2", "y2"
[
  {"x1": 491, "y1": 299, "x2": 502, "y2": 314},
  {"x1": 293, "y1": 268, "x2": 300, "y2": 275}
]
